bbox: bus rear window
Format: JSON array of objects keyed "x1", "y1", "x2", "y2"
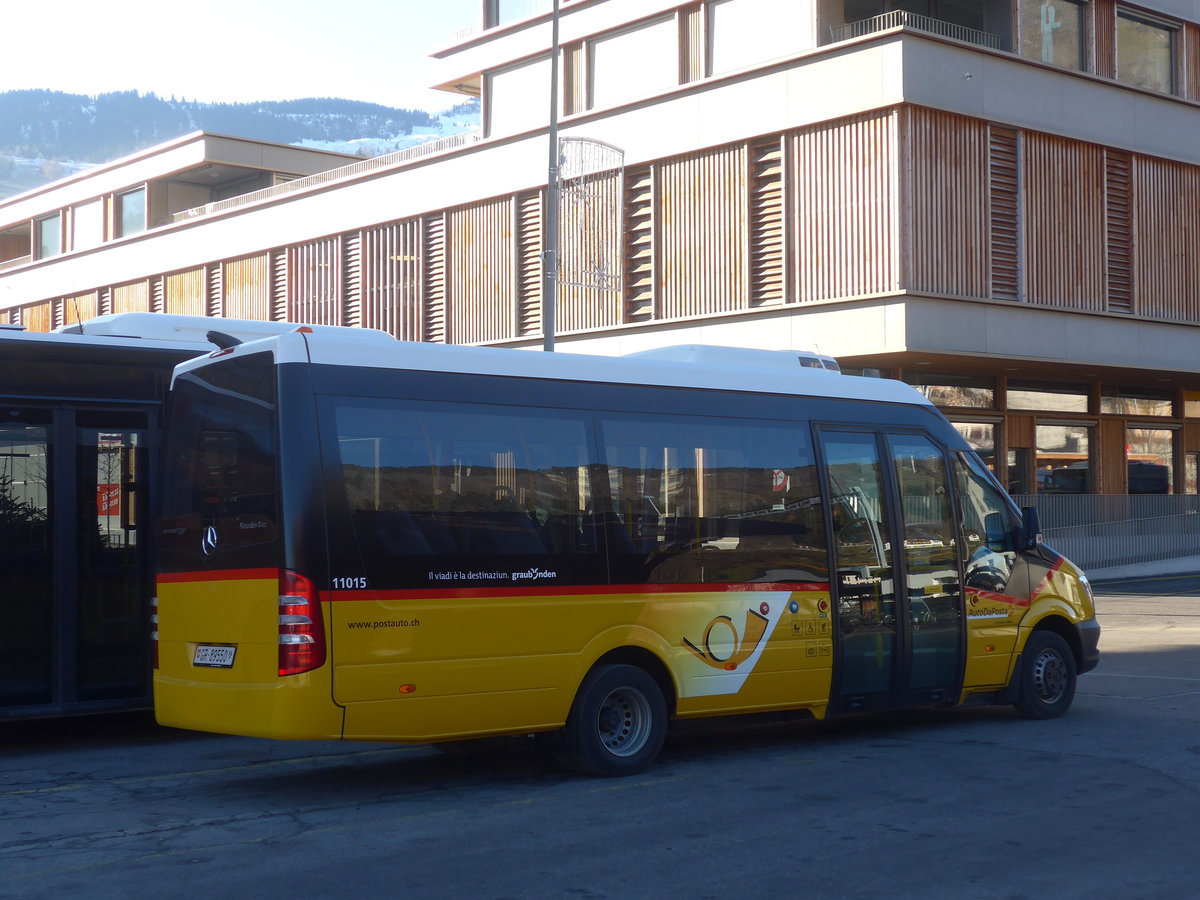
[{"x1": 159, "y1": 352, "x2": 280, "y2": 572}]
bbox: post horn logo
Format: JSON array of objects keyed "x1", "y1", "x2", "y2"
[{"x1": 683, "y1": 605, "x2": 770, "y2": 671}]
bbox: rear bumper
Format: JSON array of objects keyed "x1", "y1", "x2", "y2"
[
  {"x1": 154, "y1": 670, "x2": 344, "y2": 740},
  {"x1": 1078, "y1": 617, "x2": 1101, "y2": 674}
]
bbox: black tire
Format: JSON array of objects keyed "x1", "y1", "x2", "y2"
[
  {"x1": 1013, "y1": 630, "x2": 1077, "y2": 719},
  {"x1": 554, "y1": 664, "x2": 667, "y2": 777}
]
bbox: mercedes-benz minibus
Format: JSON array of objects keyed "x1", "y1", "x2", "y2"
[{"x1": 153, "y1": 328, "x2": 1100, "y2": 776}]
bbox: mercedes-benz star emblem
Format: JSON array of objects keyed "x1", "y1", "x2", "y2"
[{"x1": 201, "y1": 525, "x2": 218, "y2": 557}]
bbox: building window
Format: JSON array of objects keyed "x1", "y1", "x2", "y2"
[
  {"x1": 487, "y1": 57, "x2": 552, "y2": 136},
  {"x1": 1020, "y1": 0, "x2": 1085, "y2": 70},
  {"x1": 1036, "y1": 422, "x2": 1093, "y2": 492},
  {"x1": 1008, "y1": 380, "x2": 1089, "y2": 413},
  {"x1": 35, "y1": 213, "x2": 61, "y2": 259},
  {"x1": 1100, "y1": 385, "x2": 1174, "y2": 416},
  {"x1": 116, "y1": 187, "x2": 147, "y2": 237},
  {"x1": 71, "y1": 199, "x2": 105, "y2": 252},
  {"x1": 590, "y1": 17, "x2": 679, "y2": 109},
  {"x1": 904, "y1": 373, "x2": 995, "y2": 408},
  {"x1": 1126, "y1": 426, "x2": 1174, "y2": 493},
  {"x1": 708, "y1": 0, "x2": 812, "y2": 76},
  {"x1": 1185, "y1": 452, "x2": 1199, "y2": 494},
  {"x1": 1116, "y1": 10, "x2": 1176, "y2": 94}
]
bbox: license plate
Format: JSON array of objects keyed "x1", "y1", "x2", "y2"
[{"x1": 193, "y1": 644, "x2": 236, "y2": 668}]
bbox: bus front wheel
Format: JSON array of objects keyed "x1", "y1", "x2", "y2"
[
  {"x1": 1013, "y1": 630, "x2": 1077, "y2": 719},
  {"x1": 555, "y1": 664, "x2": 667, "y2": 777}
]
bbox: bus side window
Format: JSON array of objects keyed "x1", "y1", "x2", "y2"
[
  {"x1": 328, "y1": 398, "x2": 601, "y2": 589},
  {"x1": 597, "y1": 414, "x2": 827, "y2": 586},
  {"x1": 954, "y1": 453, "x2": 1019, "y2": 593}
]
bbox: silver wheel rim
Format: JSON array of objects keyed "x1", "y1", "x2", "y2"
[
  {"x1": 596, "y1": 686, "x2": 653, "y2": 758},
  {"x1": 1032, "y1": 646, "x2": 1069, "y2": 704}
]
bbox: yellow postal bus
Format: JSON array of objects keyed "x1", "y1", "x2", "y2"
[{"x1": 153, "y1": 329, "x2": 1099, "y2": 776}]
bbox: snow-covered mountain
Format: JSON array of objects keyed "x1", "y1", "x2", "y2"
[{"x1": 0, "y1": 90, "x2": 480, "y2": 200}]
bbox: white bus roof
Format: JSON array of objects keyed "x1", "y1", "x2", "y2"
[{"x1": 173, "y1": 325, "x2": 934, "y2": 408}]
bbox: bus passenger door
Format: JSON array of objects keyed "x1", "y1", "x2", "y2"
[
  {"x1": 75, "y1": 416, "x2": 150, "y2": 703},
  {"x1": 819, "y1": 430, "x2": 964, "y2": 713},
  {"x1": 888, "y1": 434, "x2": 963, "y2": 706}
]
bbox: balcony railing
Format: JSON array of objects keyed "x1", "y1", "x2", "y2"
[
  {"x1": 830, "y1": 10, "x2": 1001, "y2": 50},
  {"x1": 172, "y1": 128, "x2": 484, "y2": 224},
  {"x1": 1012, "y1": 493, "x2": 1200, "y2": 571}
]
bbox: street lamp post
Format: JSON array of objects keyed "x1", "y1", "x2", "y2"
[{"x1": 542, "y1": 0, "x2": 561, "y2": 352}]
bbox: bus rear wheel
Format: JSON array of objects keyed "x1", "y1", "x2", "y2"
[
  {"x1": 1013, "y1": 630, "x2": 1077, "y2": 719},
  {"x1": 555, "y1": 664, "x2": 667, "y2": 777}
]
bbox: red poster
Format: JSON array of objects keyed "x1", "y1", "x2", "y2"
[{"x1": 97, "y1": 484, "x2": 121, "y2": 516}]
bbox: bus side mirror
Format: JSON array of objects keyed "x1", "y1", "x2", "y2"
[{"x1": 1019, "y1": 506, "x2": 1042, "y2": 551}]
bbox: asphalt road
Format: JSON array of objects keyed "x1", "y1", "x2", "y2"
[{"x1": 3, "y1": 588, "x2": 1199, "y2": 899}]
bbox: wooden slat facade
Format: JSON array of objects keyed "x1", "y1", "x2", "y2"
[
  {"x1": 112, "y1": 281, "x2": 150, "y2": 315},
  {"x1": 559, "y1": 168, "x2": 622, "y2": 332},
  {"x1": 679, "y1": 3, "x2": 705, "y2": 84},
  {"x1": 622, "y1": 166, "x2": 656, "y2": 323},
  {"x1": 13, "y1": 102, "x2": 1200, "y2": 342},
  {"x1": 515, "y1": 191, "x2": 544, "y2": 337},
  {"x1": 342, "y1": 231, "x2": 362, "y2": 328},
  {"x1": 1094, "y1": 0, "x2": 1117, "y2": 79},
  {"x1": 270, "y1": 249, "x2": 288, "y2": 321},
  {"x1": 1100, "y1": 417, "x2": 1128, "y2": 493},
  {"x1": 748, "y1": 137, "x2": 785, "y2": 308},
  {"x1": 288, "y1": 238, "x2": 341, "y2": 325},
  {"x1": 165, "y1": 269, "x2": 205, "y2": 317},
  {"x1": 206, "y1": 262, "x2": 222, "y2": 317},
  {"x1": 908, "y1": 108, "x2": 988, "y2": 299},
  {"x1": 447, "y1": 198, "x2": 515, "y2": 344},
  {"x1": 1186, "y1": 24, "x2": 1200, "y2": 101},
  {"x1": 61, "y1": 292, "x2": 98, "y2": 326},
  {"x1": 22, "y1": 301, "x2": 53, "y2": 333},
  {"x1": 224, "y1": 255, "x2": 270, "y2": 321},
  {"x1": 988, "y1": 126, "x2": 1021, "y2": 302},
  {"x1": 424, "y1": 213, "x2": 447, "y2": 343},
  {"x1": 658, "y1": 145, "x2": 747, "y2": 318},
  {"x1": 1135, "y1": 157, "x2": 1200, "y2": 322},
  {"x1": 792, "y1": 111, "x2": 898, "y2": 303},
  {"x1": 1024, "y1": 133, "x2": 1106, "y2": 311},
  {"x1": 1105, "y1": 150, "x2": 1134, "y2": 313},
  {"x1": 360, "y1": 220, "x2": 423, "y2": 340}
]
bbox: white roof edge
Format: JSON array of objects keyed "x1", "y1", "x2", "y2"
[{"x1": 174, "y1": 329, "x2": 933, "y2": 407}]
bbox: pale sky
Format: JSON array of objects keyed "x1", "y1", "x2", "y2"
[{"x1": 1, "y1": 0, "x2": 481, "y2": 112}]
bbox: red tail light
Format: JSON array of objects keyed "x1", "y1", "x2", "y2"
[{"x1": 278, "y1": 571, "x2": 326, "y2": 676}]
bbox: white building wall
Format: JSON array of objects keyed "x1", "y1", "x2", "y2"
[{"x1": 6, "y1": 31, "x2": 1200, "y2": 310}]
